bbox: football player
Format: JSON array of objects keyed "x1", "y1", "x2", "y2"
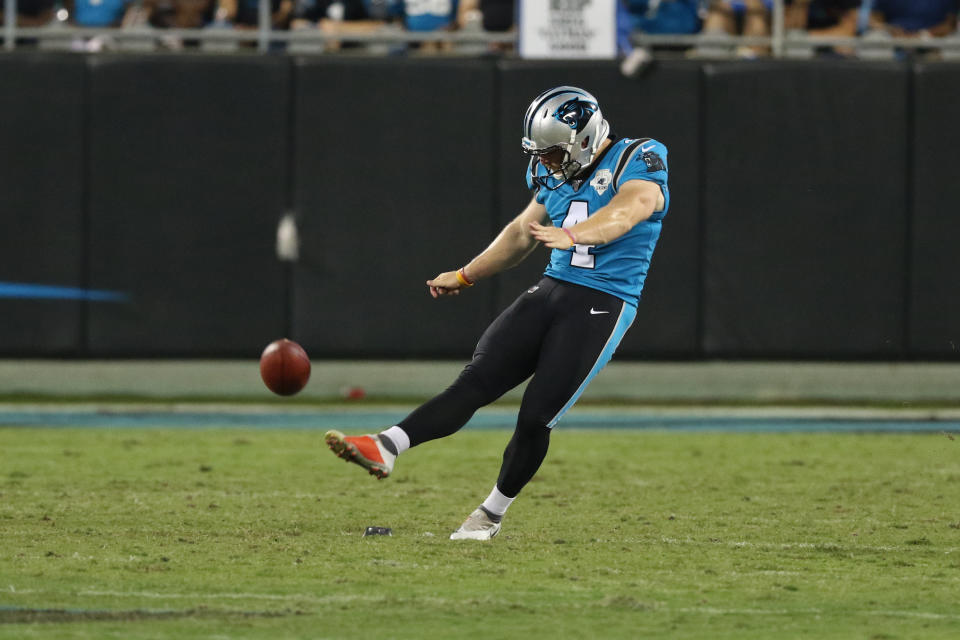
[{"x1": 326, "y1": 86, "x2": 670, "y2": 540}]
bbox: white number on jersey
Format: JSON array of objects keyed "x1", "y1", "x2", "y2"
[{"x1": 562, "y1": 200, "x2": 595, "y2": 269}]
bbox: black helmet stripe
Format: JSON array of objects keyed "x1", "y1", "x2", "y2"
[
  {"x1": 524, "y1": 88, "x2": 584, "y2": 141},
  {"x1": 523, "y1": 87, "x2": 560, "y2": 135}
]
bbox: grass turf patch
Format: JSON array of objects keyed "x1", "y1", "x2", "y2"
[{"x1": 1, "y1": 426, "x2": 958, "y2": 639}]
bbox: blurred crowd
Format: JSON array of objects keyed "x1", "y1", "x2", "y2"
[
  {"x1": 1, "y1": 0, "x2": 958, "y2": 56},
  {"x1": 686, "y1": 0, "x2": 960, "y2": 59},
  {"x1": 0, "y1": 0, "x2": 513, "y2": 51}
]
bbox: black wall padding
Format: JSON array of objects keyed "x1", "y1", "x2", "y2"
[
  {"x1": 701, "y1": 63, "x2": 908, "y2": 357},
  {"x1": 495, "y1": 61, "x2": 703, "y2": 358},
  {"x1": 3, "y1": 55, "x2": 956, "y2": 361},
  {"x1": 909, "y1": 64, "x2": 960, "y2": 357},
  {"x1": 84, "y1": 56, "x2": 289, "y2": 355},
  {"x1": 292, "y1": 58, "x2": 498, "y2": 358},
  {"x1": 0, "y1": 55, "x2": 85, "y2": 355}
]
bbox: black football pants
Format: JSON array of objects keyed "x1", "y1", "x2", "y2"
[{"x1": 398, "y1": 277, "x2": 636, "y2": 498}]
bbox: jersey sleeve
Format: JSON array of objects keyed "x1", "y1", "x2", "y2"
[
  {"x1": 525, "y1": 157, "x2": 547, "y2": 204},
  {"x1": 614, "y1": 138, "x2": 668, "y2": 192}
]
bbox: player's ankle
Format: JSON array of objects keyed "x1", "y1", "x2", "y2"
[
  {"x1": 379, "y1": 426, "x2": 411, "y2": 455},
  {"x1": 478, "y1": 505, "x2": 503, "y2": 523}
]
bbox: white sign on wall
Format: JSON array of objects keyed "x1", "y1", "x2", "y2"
[{"x1": 519, "y1": 0, "x2": 618, "y2": 60}]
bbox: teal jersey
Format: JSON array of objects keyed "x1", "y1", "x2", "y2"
[{"x1": 526, "y1": 137, "x2": 670, "y2": 306}]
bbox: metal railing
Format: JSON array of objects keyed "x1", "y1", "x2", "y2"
[
  {"x1": 630, "y1": 32, "x2": 960, "y2": 53},
  {"x1": 3, "y1": 0, "x2": 960, "y2": 57},
  {"x1": 4, "y1": 23, "x2": 519, "y2": 51}
]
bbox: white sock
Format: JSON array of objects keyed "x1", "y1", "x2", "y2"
[
  {"x1": 379, "y1": 426, "x2": 410, "y2": 455},
  {"x1": 481, "y1": 485, "x2": 516, "y2": 518}
]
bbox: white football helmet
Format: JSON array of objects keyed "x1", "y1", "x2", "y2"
[{"x1": 522, "y1": 86, "x2": 610, "y2": 189}]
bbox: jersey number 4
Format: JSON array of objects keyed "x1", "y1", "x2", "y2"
[{"x1": 562, "y1": 201, "x2": 595, "y2": 269}]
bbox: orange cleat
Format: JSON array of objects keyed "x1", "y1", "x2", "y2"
[{"x1": 324, "y1": 430, "x2": 395, "y2": 479}]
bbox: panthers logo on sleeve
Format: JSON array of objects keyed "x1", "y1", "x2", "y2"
[
  {"x1": 640, "y1": 150, "x2": 666, "y2": 173},
  {"x1": 553, "y1": 99, "x2": 598, "y2": 133}
]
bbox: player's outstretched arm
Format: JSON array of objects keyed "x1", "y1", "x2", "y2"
[
  {"x1": 427, "y1": 197, "x2": 548, "y2": 298},
  {"x1": 529, "y1": 180, "x2": 663, "y2": 249}
]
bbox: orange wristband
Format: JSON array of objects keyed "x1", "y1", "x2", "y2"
[
  {"x1": 456, "y1": 267, "x2": 474, "y2": 287},
  {"x1": 562, "y1": 228, "x2": 577, "y2": 246}
]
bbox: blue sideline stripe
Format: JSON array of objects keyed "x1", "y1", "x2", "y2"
[
  {"x1": 0, "y1": 281, "x2": 129, "y2": 302},
  {"x1": 547, "y1": 302, "x2": 638, "y2": 428},
  {"x1": 0, "y1": 409, "x2": 955, "y2": 432}
]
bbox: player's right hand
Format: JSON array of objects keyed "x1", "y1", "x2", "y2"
[{"x1": 426, "y1": 271, "x2": 463, "y2": 298}]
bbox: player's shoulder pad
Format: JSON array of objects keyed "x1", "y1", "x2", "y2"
[{"x1": 613, "y1": 137, "x2": 668, "y2": 190}]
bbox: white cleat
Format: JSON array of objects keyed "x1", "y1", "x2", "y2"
[{"x1": 450, "y1": 508, "x2": 502, "y2": 541}]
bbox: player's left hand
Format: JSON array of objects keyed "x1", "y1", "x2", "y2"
[{"x1": 529, "y1": 221, "x2": 574, "y2": 249}]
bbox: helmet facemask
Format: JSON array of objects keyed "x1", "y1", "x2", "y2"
[
  {"x1": 524, "y1": 141, "x2": 584, "y2": 190},
  {"x1": 522, "y1": 87, "x2": 610, "y2": 190}
]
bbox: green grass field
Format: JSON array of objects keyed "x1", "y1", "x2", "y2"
[{"x1": 1, "y1": 425, "x2": 958, "y2": 639}]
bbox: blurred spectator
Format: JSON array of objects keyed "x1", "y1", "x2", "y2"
[
  {"x1": 145, "y1": 0, "x2": 215, "y2": 29},
  {"x1": 1, "y1": 0, "x2": 56, "y2": 26},
  {"x1": 865, "y1": 0, "x2": 959, "y2": 60},
  {"x1": 290, "y1": 0, "x2": 397, "y2": 51},
  {"x1": 140, "y1": 0, "x2": 216, "y2": 48},
  {"x1": 478, "y1": 0, "x2": 511, "y2": 32},
  {"x1": 401, "y1": 0, "x2": 460, "y2": 53},
  {"x1": 70, "y1": 0, "x2": 139, "y2": 26},
  {"x1": 456, "y1": 0, "x2": 513, "y2": 55},
  {"x1": 699, "y1": 0, "x2": 775, "y2": 56},
  {"x1": 64, "y1": 0, "x2": 140, "y2": 50},
  {"x1": 787, "y1": 0, "x2": 860, "y2": 57},
  {"x1": 219, "y1": 0, "x2": 293, "y2": 31},
  {"x1": 363, "y1": 0, "x2": 403, "y2": 23},
  {"x1": 801, "y1": 0, "x2": 860, "y2": 36},
  {"x1": 620, "y1": 0, "x2": 701, "y2": 72},
  {"x1": 624, "y1": 0, "x2": 701, "y2": 35},
  {"x1": 298, "y1": 0, "x2": 462, "y2": 53},
  {"x1": 403, "y1": 0, "x2": 456, "y2": 32},
  {"x1": 868, "y1": 0, "x2": 959, "y2": 38}
]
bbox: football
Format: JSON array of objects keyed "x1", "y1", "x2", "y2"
[{"x1": 259, "y1": 339, "x2": 311, "y2": 396}]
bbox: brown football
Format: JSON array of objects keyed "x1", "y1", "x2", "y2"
[{"x1": 259, "y1": 339, "x2": 311, "y2": 396}]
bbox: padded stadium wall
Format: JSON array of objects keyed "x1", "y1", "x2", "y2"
[{"x1": 1, "y1": 54, "x2": 957, "y2": 360}]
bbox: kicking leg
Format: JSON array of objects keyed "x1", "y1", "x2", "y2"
[{"x1": 326, "y1": 281, "x2": 551, "y2": 478}]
